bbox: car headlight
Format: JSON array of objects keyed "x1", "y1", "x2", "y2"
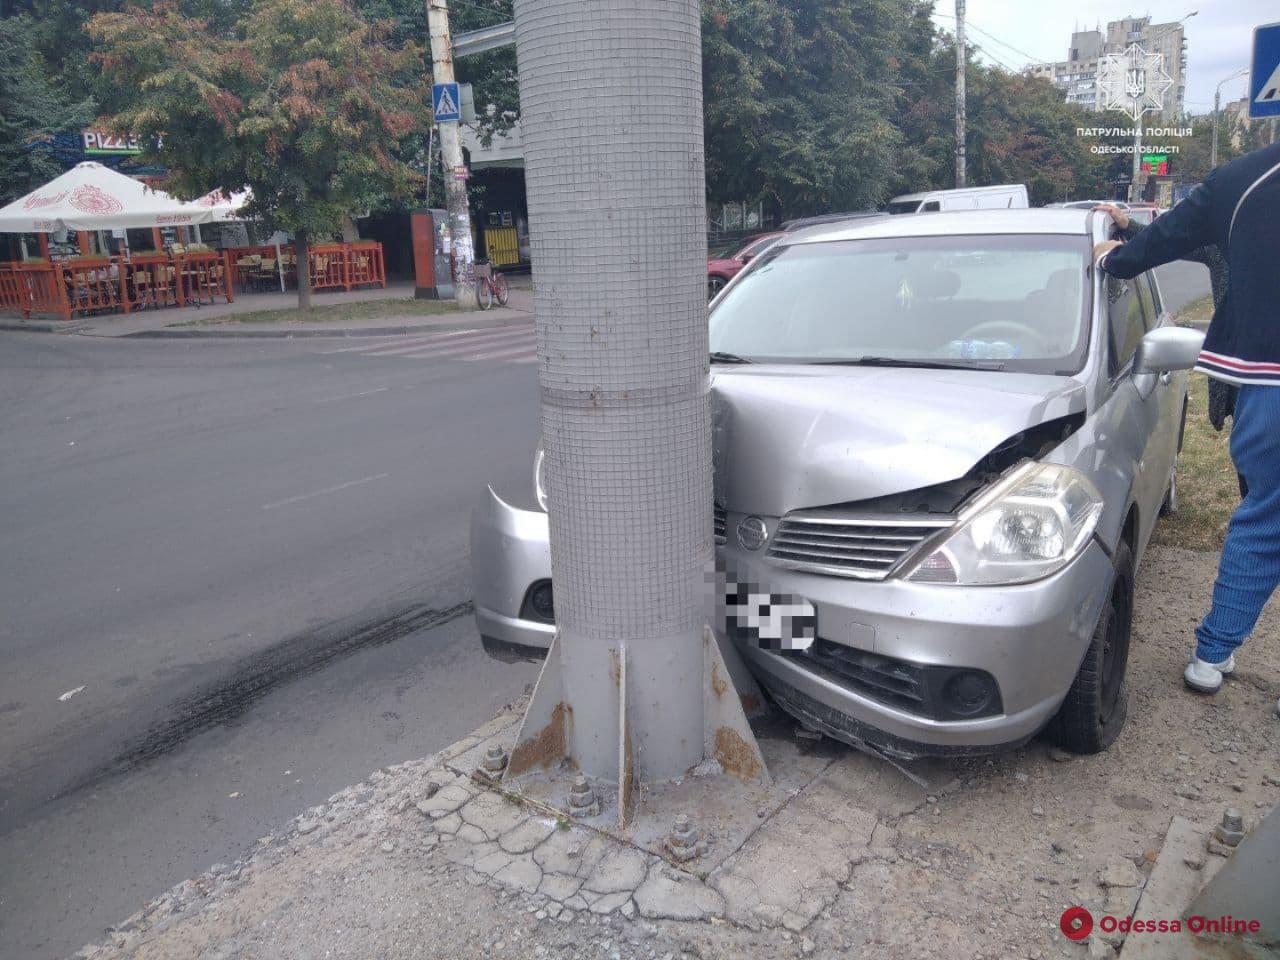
[
  {"x1": 904, "y1": 462, "x2": 1103, "y2": 586},
  {"x1": 533, "y1": 441, "x2": 548, "y2": 512}
]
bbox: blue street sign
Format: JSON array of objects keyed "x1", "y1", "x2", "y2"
[
  {"x1": 1250, "y1": 21, "x2": 1280, "y2": 119},
  {"x1": 432, "y1": 82, "x2": 461, "y2": 123}
]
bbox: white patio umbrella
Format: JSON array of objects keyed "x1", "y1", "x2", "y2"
[
  {"x1": 192, "y1": 188, "x2": 285, "y2": 291},
  {"x1": 0, "y1": 162, "x2": 220, "y2": 233}
]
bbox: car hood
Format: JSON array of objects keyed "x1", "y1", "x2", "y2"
[
  {"x1": 711, "y1": 366, "x2": 1087, "y2": 517},
  {"x1": 707, "y1": 257, "x2": 742, "y2": 274}
]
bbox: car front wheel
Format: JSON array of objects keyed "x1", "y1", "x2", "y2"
[
  {"x1": 1047, "y1": 539, "x2": 1134, "y2": 754},
  {"x1": 708, "y1": 275, "x2": 727, "y2": 299}
]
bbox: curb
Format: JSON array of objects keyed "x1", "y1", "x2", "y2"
[
  {"x1": 0, "y1": 319, "x2": 92, "y2": 335},
  {"x1": 105, "y1": 314, "x2": 531, "y2": 340}
]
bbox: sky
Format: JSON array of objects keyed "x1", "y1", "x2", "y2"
[{"x1": 931, "y1": 0, "x2": 1280, "y2": 114}]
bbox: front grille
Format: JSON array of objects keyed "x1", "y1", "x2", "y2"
[
  {"x1": 767, "y1": 510, "x2": 953, "y2": 580},
  {"x1": 713, "y1": 502, "x2": 727, "y2": 545}
]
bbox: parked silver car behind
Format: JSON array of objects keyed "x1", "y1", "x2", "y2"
[{"x1": 471, "y1": 210, "x2": 1202, "y2": 759}]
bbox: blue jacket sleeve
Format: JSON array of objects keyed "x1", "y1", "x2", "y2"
[{"x1": 1101, "y1": 174, "x2": 1217, "y2": 279}]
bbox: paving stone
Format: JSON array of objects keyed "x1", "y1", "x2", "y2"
[
  {"x1": 474, "y1": 850, "x2": 515, "y2": 876},
  {"x1": 493, "y1": 854, "x2": 543, "y2": 894},
  {"x1": 459, "y1": 791, "x2": 528, "y2": 841},
  {"x1": 433, "y1": 813, "x2": 462, "y2": 836},
  {"x1": 533, "y1": 829, "x2": 610, "y2": 878},
  {"x1": 415, "y1": 783, "x2": 475, "y2": 818},
  {"x1": 499, "y1": 818, "x2": 558, "y2": 854},
  {"x1": 538, "y1": 873, "x2": 584, "y2": 902},
  {"x1": 710, "y1": 774, "x2": 876, "y2": 930},
  {"x1": 634, "y1": 863, "x2": 725, "y2": 921},
  {"x1": 589, "y1": 892, "x2": 633, "y2": 915},
  {"x1": 565, "y1": 894, "x2": 590, "y2": 911},
  {"x1": 582, "y1": 846, "x2": 650, "y2": 895},
  {"x1": 457, "y1": 824, "x2": 489, "y2": 845}
]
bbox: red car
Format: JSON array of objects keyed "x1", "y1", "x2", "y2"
[{"x1": 707, "y1": 232, "x2": 783, "y2": 298}]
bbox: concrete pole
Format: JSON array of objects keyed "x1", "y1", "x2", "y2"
[
  {"x1": 426, "y1": 0, "x2": 478, "y2": 309},
  {"x1": 954, "y1": 0, "x2": 967, "y2": 189},
  {"x1": 506, "y1": 0, "x2": 764, "y2": 805},
  {"x1": 1131, "y1": 127, "x2": 1142, "y2": 203},
  {"x1": 1211, "y1": 87, "x2": 1221, "y2": 168}
]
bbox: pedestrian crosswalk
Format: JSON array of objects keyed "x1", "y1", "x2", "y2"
[{"x1": 320, "y1": 325, "x2": 537, "y2": 365}]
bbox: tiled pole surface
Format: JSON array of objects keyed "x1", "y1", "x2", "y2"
[{"x1": 514, "y1": 0, "x2": 711, "y2": 780}]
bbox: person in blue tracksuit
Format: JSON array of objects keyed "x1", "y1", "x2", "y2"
[{"x1": 1094, "y1": 143, "x2": 1280, "y2": 712}]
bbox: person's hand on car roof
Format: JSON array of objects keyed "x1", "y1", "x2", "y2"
[{"x1": 1093, "y1": 204, "x2": 1130, "y2": 230}]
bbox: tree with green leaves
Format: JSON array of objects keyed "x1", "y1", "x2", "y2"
[
  {"x1": 0, "y1": 15, "x2": 94, "y2": 204},
  {"x1": 701, "y1": 0, "x2": 925, "y2": 219},
  {"x1": 88, "y1": 0, "x2": 428, "y2": 309}
]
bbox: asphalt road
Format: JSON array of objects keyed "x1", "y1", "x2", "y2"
[
  {"x1": 0, "y1": 327, "x2": 543, "y2": 959},
  {"x1": 0, "y1": 260, "x2": 1210, "y2": 960}
]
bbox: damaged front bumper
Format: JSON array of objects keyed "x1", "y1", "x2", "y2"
[{"x1": 469, "y1": 490, "x2": 1116, "y2": 758}]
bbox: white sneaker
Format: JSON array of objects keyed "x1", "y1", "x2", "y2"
[{"x1": 1184, "y1": 654, "x2": 1236, "y2": 693}]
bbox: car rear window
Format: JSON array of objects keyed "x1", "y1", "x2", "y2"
[{"x1": 709, "y1": 234, "x2": 1092, "y2": 375}]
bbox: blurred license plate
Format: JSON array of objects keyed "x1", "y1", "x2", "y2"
[{"x1": 726, "y1": 583, "x2": 816, "y2": 652}]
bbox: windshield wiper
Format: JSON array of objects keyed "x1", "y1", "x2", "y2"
[
  {"x1": 710, "y1": 351, "x2": 754, "y2": 365},
  {"x1": 808, "y1": 356, "x2": 1006, "y2": 371}
]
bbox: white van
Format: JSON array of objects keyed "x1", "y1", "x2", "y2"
[{"x1": 885, "y1": 184, "x2": 1029, "y2": 214}]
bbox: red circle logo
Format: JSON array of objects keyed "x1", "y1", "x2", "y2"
[
  {"x1": 1060, "y1": 906, "x2": 1094, "y2": 941},
  {"x1": 69, "y1": 185, "x2": 123, "y2": 216}
]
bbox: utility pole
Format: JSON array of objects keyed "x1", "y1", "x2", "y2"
[
  {"x1": 955, "y1": 0, "x2": 967, "y2": 188},
  {"x1": 426, "y1": 0, "x2": 478, "y2": 308},
  {"x1": 1212, "y1": 87, "x2": 1221, "y2": 168},
  {"x1": 1212, "y1": 67, "x2": 1248, "y2": 170}
]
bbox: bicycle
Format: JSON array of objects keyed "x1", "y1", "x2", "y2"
[{"x1": 474, "y1": 260, "x2": 510, "y2": 310}]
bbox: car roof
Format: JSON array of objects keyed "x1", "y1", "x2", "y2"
[
  {"x1": 890, "y1": 185, "x2": 1023, "y2": 202},
  {"x1": 782, "y1": 208, "x2": 1094, "y2": 245}
]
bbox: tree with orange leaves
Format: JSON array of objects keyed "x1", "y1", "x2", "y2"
[{"x1": 89, "y1": 0, "x2": 427, "y2": 309}]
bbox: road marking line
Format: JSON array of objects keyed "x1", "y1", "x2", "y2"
[
  {"x1": 393, "y1": 333, "x2": 536, "y2": 361},
  {"x1": 465, "y1": 345, "x2": 540, "y2": 362},
  {"x1": 317, "y1": 329, "x2": 487, "y2": 354},
  {"x1": 314, "y1": 387, "x2": 390, "y2": 404},
  {"x1": 350, "y1": 327, "x2": 529, "y2": 358},
  {"x1": 366, "y1": 328, "x2": 533, "y2": 358},
  {"x1": 262, "y1": 473, "x2": 389, "y2": 510}
]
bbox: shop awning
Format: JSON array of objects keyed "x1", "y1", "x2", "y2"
[{"x1": 0, "y1": 162, "x2": 228, "y2": 233}]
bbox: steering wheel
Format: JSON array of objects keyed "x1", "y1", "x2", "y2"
[{"x1": 959, "y1": 320, "x2": 1050, "y2": 355}]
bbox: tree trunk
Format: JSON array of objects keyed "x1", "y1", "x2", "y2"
[
  {"x1": 295, "y1": 229, "x2": 312, "y2": 313},
  {"x1": 513, "y1": 0, "x2": 710, "y2": 782}
]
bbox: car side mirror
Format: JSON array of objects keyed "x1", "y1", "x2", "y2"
[
  {"x1": 1133, "y1": 326, "x2": 1205, "y2": 376},
  {"x1": 738, "y1": 253, "x2": 754, "y2": 264}
]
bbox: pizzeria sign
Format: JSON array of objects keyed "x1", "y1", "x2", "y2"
[{"x1": 81, "y1": 131, "x2": 143, "y2": 156}]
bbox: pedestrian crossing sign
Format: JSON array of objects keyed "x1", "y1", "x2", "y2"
[
  {"x1": 1251, "y1": 22, "x2": 1280, "y2": 119},
  {"x1": 433, "y1": 82, "x2": 461, "y2": 123}
]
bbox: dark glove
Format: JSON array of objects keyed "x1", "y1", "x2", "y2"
[{"x1": 1207, "y1": 379, "x2": 1238, "y2": 432}]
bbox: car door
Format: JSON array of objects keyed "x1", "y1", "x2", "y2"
[
  {"x1": 1099, "y1": 269, "x2": 1165, "y2": 557},
  {"x1": 1138, "y1": 273, "x2": 1184, "y2": 501}
]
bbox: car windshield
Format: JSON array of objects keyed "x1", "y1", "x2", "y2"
[{"x1": 709, "y1": 234, "x2": 1092, "y2": 375}]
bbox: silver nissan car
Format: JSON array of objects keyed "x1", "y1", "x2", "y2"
[{"x1": 470, "y1": 209, "x2": 1203, "y2": 759}]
